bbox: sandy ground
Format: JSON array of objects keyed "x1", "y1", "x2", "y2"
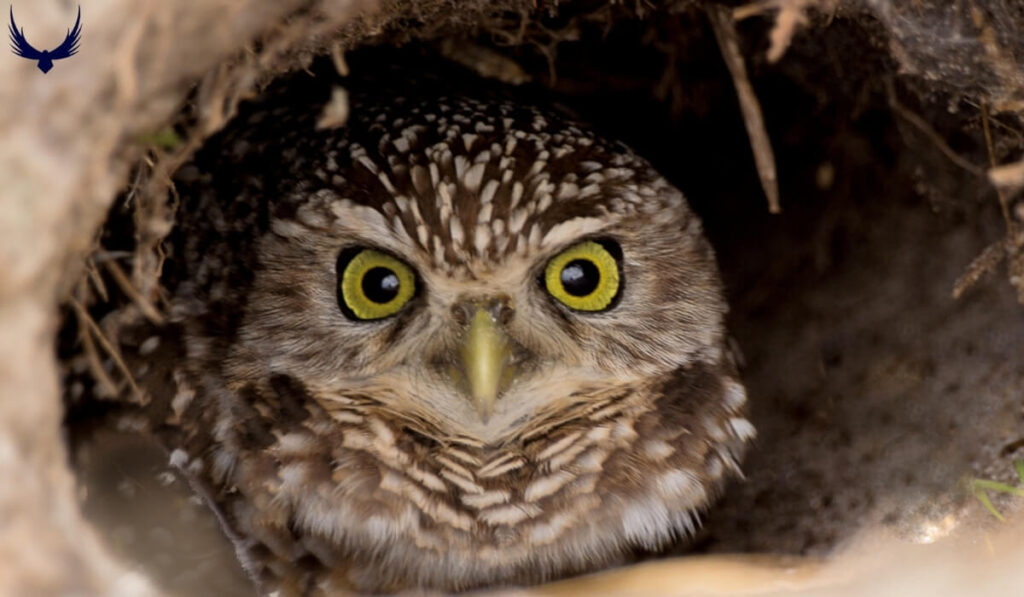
[{"x1": 703, "y1": 190, "x2": 1024, "y2": 555}]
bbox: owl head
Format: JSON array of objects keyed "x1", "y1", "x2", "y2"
[{"x1": 167, "y1": 67, "x2": 752, "y2": 593}]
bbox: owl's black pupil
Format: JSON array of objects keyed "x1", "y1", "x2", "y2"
[
  {"x1": 561, "y1": 259, "x2": 600, "y2": 297},
  {"x1": 362, "y1": 267, "x2": 400, "y2": 303}
]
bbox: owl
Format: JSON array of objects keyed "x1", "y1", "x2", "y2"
[{"x1": 125, "y1": 58, "x2": 754, "y2": 595}]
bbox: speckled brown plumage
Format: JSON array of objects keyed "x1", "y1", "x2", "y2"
[{"x1": 122, "y1": 59, "x2": 753, "y2": 595}]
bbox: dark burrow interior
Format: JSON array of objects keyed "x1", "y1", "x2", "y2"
[{"x1": 61, "y1": 10, "x2": 1024, "y2": 595}]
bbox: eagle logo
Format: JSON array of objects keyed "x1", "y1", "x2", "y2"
[{"x1": 8, "y1": 5, "x2": 81, "y2": 73}]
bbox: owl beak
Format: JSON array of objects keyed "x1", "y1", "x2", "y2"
[{"x1": 459, "y1": 306, "x2": 513, "y2": 423}]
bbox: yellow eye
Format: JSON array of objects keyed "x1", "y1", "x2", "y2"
[
  {"x1": 543, "y1": 240, "x2": 621, "y2": 312},
  {"x1": 337, "y1": 248, "x2": 417, "y2": 320}
]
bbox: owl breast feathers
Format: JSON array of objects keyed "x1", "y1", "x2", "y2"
[{"x1": 150, "y1": 61, "x2": 753, "y2": 595}]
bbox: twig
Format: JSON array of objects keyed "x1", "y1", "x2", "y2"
[
  {"x1": 954, "y1": 101, "x2": 1024, "y2": 300},
  {"x1": 69, "y1": 298, "x2": 145, "y2": 404},
  {"x1": 733, "y1": 0, "x2": 821, "y2": 63},
  {"x1": 989, "y1": 160, "x2": 1024, "y2": 190},
  {"x1": 123, "y1": 165, "x2": 147, "y2": 207},
  {"x1": 316, "y1": 86, "x2": 350, "y2": 130},
  {"x1": 734, "y1": 0, "x2": 779, "y2": 20},
  {"x1": 708, "y1": 4, "x2": 781, "y2": 214},
  {"x1": 887, "y1": 81, "x2": 985, "y2": 178},
  {"x1": 75, "y1": 304, "x2": 119, "y2": 399},
  {"x1": 768, "y1": 0, "x2": 813, "y2": 63},
  {"x1": 330, "y1": 42, "x2": 349, "y2": 77},
  {"x1": 952, "y1": 239, "x2": 1007, "y2": 299},
  {"x1": 964, "y1": 98, "x2": 1024, "y2": 144},
  {"x1": 104, "y1": 260, "x2": 165, "y2": 325},
  {"x1": 85, "y1": 258, "x2": 109, "y2": 303},
  {"x1": 980, "y1": 101, "x2": 1015, "y2": 237}
]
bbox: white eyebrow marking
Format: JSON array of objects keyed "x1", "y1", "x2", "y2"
[{"x1": 540, "y1": 217, "x2": 610, "y2": 249}]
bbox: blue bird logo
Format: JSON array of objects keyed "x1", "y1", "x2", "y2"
[{"x1": 8, "y1": 5, "x2": 81, "y2": 73}]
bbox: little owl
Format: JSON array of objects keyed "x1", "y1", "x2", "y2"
[{"x1": 122, "y1": 58, "x2": 754, "y2": 595}]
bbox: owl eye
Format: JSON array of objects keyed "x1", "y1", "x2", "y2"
[
  {"x1": 337, "y1": 248, "x2": 417, "y2": 320},
  {"x1": 543, "y1": 239, "x2": 622, "y2": 312}
]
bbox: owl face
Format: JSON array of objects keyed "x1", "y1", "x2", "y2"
[
  {"x1": 235, "y1": 175, "x2": 725, "y2": 444},
  {"x1": 168, "y1": 72, "x2": 752, "y2": 593}
]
